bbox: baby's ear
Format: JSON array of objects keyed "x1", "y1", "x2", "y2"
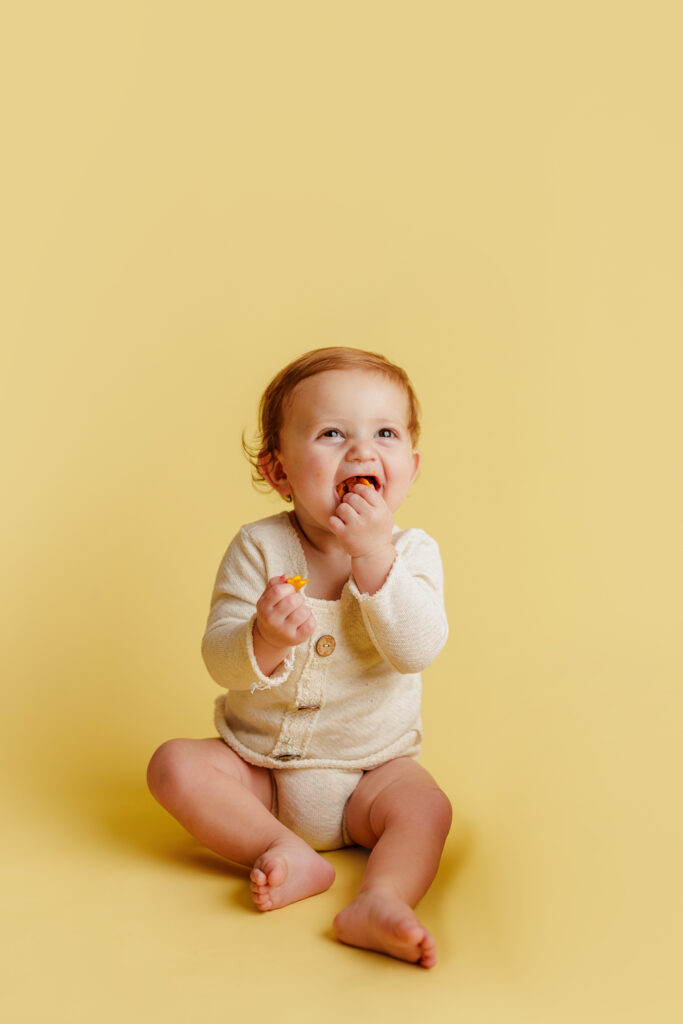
[
  {"x1": 410, "y1": 449, "x2": 421, "y2": 484},
  {"x1": 258, "y1": 450, "x2": 292, "y2": 497}
]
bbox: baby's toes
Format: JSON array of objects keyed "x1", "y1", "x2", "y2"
[
  {"x1": 255, "y1": 854, "x2": 286, "y2": 889},
  {"x1": 251, "y1": 889, "x2": 273, "y2": 911},
  {"x1": 418, "y1": 931, "x2": 437, "y2": 969}
]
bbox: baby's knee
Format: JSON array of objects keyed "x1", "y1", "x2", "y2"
[
  {"x1": 402, "y1": 782, "x2": 453, "y2": 837},
  {"x1": 146, "y1": 738, "x2": 194, "y2": 804},
  {"x1": 429, "y1": 786, "x2": 453, "y2": 837}
]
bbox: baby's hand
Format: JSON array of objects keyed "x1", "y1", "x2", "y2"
[
  {"x1": 254, "y1": 575, "x2": 316, "y2": 655},
  {"x1": 329, "y1": 482, "x2": 395, "y2": 560}
]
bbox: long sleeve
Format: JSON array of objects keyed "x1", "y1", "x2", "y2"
[
  {"x1": 347, "y1": 528, "x2": 448, "y2": 674},
  {"x1": 201, "y1": 526, "x2": 296, "y2": 691},
  {"x1": 209, "y1": 515, "x2": 444, "y2": 771}
]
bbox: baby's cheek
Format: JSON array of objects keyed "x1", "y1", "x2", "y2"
[{"x1": 309, "y1": 467, "x2": 330, "y2": 489}]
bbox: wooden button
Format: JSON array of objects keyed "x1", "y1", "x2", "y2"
[{"x1": 315, "y1": 635, "x2": 336, "y2": 657}]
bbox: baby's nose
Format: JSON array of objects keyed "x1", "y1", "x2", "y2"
[{"x1": 346, "y1": 439, "x2": 375, "y2": 462}]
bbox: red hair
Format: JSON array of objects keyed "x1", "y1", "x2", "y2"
[{"x1": 243, "y1": 347, "x2": 420, "y2": 498}]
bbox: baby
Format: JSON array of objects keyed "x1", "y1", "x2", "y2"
[{"x1": 147, "y1": 347, "x2": 452, "y2": 968}]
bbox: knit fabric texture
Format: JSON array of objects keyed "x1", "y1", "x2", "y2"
[{"x1": 202, "y1": 512, "x2": 448, "y2": 771}]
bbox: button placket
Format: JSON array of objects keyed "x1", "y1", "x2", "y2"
[{"x1": 271, "y1": 627, "x2": 333, "y2": 761}]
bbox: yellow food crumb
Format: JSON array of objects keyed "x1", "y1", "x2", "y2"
[{"x1": 286, "y1": 575, "x2": 308, "y2": 591}]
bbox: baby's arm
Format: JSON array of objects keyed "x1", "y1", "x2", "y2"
[
  {"x1": 253, "y1": 575, "x2": 315, "y2": 675},
  {"x1": 349, "y1": 528, "x2": 448, "y2": 674},
  {"x1": 328, "y1": 483, "x2": 447, "y2": 672},
  {"x1": 202, "y1": 528, "x2": 304, "y2": 690},
  {"x1": 328, "y1": 481, "x2": 396, "y2": 594},
  {"x1": 202, "y1": 527, "x2": 317, "y2": 688}
]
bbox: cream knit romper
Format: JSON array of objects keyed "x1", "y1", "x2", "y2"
[{"x1": 202, "y1": 512, "x2": 448, "y2": 850}]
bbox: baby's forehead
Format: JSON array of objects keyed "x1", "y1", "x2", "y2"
[{"x1": 283, "y1": 369, "x2": 410, "y2": 423}]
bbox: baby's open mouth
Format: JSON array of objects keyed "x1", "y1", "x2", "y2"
[{"x1": 336, "y1": 475, "x2": 380, "y2": 499}]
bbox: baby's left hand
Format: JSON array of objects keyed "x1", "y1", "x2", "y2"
[{"x1": 329, "y1": 482, "x2": 394, "y2": 560}]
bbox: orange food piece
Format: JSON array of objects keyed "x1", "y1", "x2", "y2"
[
  {"x1": 336, "y1": 476, "x2": 373, "y2": 499},
  {"x1": 286, "y1": 575, "x2": 308, "y2": 591}
]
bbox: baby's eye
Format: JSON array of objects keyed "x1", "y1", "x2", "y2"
[
  {"x1": 321, "y1": 428, "x2": 343, "y2": 438},
  {"x1": 377, "y1": 428, "x2": 397, "y2": 438}
]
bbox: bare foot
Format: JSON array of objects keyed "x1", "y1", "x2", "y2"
[
  {"x1": 249, "y1": 837, "x2": 335, "y2": 911},
  {"x1": 333, "y1": 889, "x2": 437, "y2": 968}
]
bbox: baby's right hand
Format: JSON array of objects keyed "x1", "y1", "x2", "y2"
[{"x1": 254, "y1": 575, "x2": 316, "y2": 654}]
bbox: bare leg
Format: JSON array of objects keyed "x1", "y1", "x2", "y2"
[
  {"x1": 333, "y1": 757, "x2": 452, "y2": 968},
  {"x1": 147, "y1": 739, "x2": 335, "y2": 910}
]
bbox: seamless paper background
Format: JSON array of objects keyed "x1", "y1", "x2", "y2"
[{"x1": 2, "y1": 3, "x2": 682, "y2": 1022}]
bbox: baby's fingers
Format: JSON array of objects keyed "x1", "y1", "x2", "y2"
[
  {"x1": 258, "y1": 577, "x2": 297, "y2": 613},
  {"x1": 295, "y1": 610, "x2": 316, "y2": 638},
  {"x1": 285, "y1": 602, "x2": 315, "y2": 634},
  {"x1": 332, "y1": 500, "x2": 359, "y2": 524},
  {"x1": 262, "y1": 575, "x2": 292, "y2": 600}
]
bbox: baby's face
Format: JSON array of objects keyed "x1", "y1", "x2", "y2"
[{"x1": 270, "y1": 369, "x2": 420, "y2": 528}]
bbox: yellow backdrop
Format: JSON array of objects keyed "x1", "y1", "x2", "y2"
[{"x1": 2, "y1": 2, "x2": 681, "y2": 1022}]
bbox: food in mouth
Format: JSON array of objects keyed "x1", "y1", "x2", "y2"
[
  {"x1": 336, "y1": 475, "x2": 379, "y2": 499},
  {"x1": 286, "y1": 575, "x2": 308, "y2": 591}
]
